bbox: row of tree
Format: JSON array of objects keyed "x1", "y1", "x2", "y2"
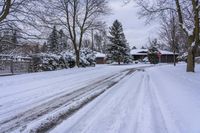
[
  {"x1": 45, "y1": 19, "x2": 131, "y2": 65},
  {"x1": 0, "y1": 0, "x2": 110, "y2": 67}
]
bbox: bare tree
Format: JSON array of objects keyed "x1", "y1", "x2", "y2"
[
  {"x1": 159, "y1": 10, "x2": 188, "y2": 66},
  {"x1": 0, "y1": 0, "x2": 12, "y2": 22},
  {"x1": 39, "y1": 0, "x2": 109, "y2": 67},
  {"x1": 134, "y1": 0, "x2": 200, "y2": 72}
]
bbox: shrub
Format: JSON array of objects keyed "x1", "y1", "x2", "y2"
[{"x1": 148, "y1": 47, "x2": 159, "y2": 64}]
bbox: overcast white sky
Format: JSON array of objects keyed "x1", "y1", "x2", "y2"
[{"x1": 106, "y1": 0, "x2": 160, "y2": 48}]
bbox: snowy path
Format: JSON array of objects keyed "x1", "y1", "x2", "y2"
[
  {"x1": 0, "y1": 65, "x2": 147, "y2": 133},
  {"x1": 51, "y1": 64, "x2": 200, "y2": 133},
  {"x1": 1, "y1": 64, "x2": 200, "y2": 133},
  {"x1": 50, "y1": 70, "x2": 169, "y2": 133}
]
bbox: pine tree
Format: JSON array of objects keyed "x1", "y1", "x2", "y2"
[
  {"x1": 148, "y1": 46, "x2": 159, "y2": 64},
  {"x1": 58, "y1": 29, "x2": 68, "y2": 52},
  {"x1": 107, "y1": 20, "x2": 131, "y2": 64},
  {"x1": 47, "y1": 26, "x2": 59, "y2": 53},
  {"x1": 11, "y1": 30, "x2": 18, "y2": 48}
]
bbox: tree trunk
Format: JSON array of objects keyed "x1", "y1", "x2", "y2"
[
  {"x1": 75, "y1": 50, "x2": 80, "y2": 67},
  {"x1": 118, "y1": 57, "x2": 120, "y2": 65},
  {"x1": 186, "y1": 35, "x2": 195, "y2": 72},
  {"x1": 91, "y1": 29, "x2": 94, "y2": 52},
  {"x1": 187, "y1": 0, "x2": 200, "y2": 72},
  {"x1": 173, "y1": 50, "x2": 176, "y2": 66},
  {"x1": 187, "y1": 48, "x2": 195, "y2": 72}
]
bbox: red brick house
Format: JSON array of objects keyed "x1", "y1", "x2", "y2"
[{"x1": 131, "y1": 49, "x2": 179, "y2": 63}]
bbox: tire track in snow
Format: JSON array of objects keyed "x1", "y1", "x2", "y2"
[
  {"x1": 52, "y1": 71, "x2": 146, "y2": 133},
  {"x1": 0, "y1": 68, "x2": 136, "y2": 133},
  {"x1": 133, "y1": 71, "x2": 180, "y2": 133},
  {"x1": 134, "y1": 73, "x2": 168, "y2": 133},
  {"x1": 0, "y1": 73, "x2": 112, "y2": 118},
  {"x1": 0, "y1": 68, "x2": 121, "y2": 121}
]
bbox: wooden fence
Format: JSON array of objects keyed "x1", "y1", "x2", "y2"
[{"x1": 0, "y1": 55, "x2": 32, "y2": 75}]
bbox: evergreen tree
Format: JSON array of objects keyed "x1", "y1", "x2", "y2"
[
  {"x1": 47, "y1": 26, "x2": 59, "y2": 53},
  {"x1": 107, "y1": 20, "x2": 131, "y2": 64},
  {"x1": 11, "y1": 30, "x2": 18, "y2": 48},
  {"x1": 123, "y1": 43, "x2": 132, "y2": 64},
  {"x1": 148, "y1": 46, "x2": 160, "y2": 64},
  {"x1": 58, "y1": 29, "x2": 68, "y2": 52}
]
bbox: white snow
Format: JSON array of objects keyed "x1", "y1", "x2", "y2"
[
  {"x1": 158, "y1": 49, "x2": 178, "y2": 55},
  {"x1": 0, "y1": 64, "x2": 149, "y2": 132},
  {"x1": 95, "y1": 52, "x2": 106, "y2": 58},
  {"x1": 1, "y1": 63, "x2": 200, "y2": 133},
  {"x1": 130, "y1": 49, "x2": 178, "y2": 55},
  {"x1": 51, "y1": 63, "x2": 200, "y2": 133},
  {"x1": 130, "y1": 49, "x2": 148, "y2": 55}
]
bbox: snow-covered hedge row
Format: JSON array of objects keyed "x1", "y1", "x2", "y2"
[{"x1": 31, "y1": 49, "x2": 96, "y2": 72}]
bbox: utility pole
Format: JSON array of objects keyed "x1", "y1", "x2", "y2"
[{"x1": 91, "y1": 29, "x2": 94, "y2": 52}]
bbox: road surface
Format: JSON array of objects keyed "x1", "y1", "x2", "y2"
[{"x1": 1, "y1": 64, "x2": 200, "y2": 133}]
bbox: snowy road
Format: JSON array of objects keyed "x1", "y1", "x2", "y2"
[
  {"x1": 1, "y1": 64, "x2": 200, "y2": 133},
  {"x1": 51, "y1": 70, "x2": 169, "y2": 133},
  {"x1": 51, "y1": 64, "x2": 200, "y2": 133},
  {"x1": 0, "y1": 64, "x2": 148, "y2": 133}
]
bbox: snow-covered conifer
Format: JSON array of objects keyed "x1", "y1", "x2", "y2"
[
  {"x1": 107, "y1": 20, "x2": 131, "y2": 64},
  {"x1": 47, "y1": 26, "x2": 59, "y2": 53}
]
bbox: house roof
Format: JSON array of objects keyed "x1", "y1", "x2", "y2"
[
  {"x1": 95, "y1": 52, "x2": 106, "y2": 58},
  {"x1": 131, "y1": 49, "x2": 178, "y2": 55},
  {"x1": 158, "y1": 49, "x2": 179, "y2": 55},
  {"x1": 130, "y1": 49, "x2": 148, "y2": 55}
]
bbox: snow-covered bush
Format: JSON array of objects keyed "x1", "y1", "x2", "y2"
[
  {"x1": 80, "y1": 48, "x2": 96, "y2": 67},
  {"x1": 31, "y1": 53, "x2": 62, "y2": 72},
  {"x1": 123, "y1": 55, "x2": 133, "y2": 64},
  {"x1": 177, "y1": 52, "x2": 187, "y2": 62},
  {"x1": 60, "y1": 51, "x2": 76, "y2": 68},
  {"x1": 148, "y1": 47, "x2": 159, "y2": 64},
  {"x1": 31, "y1": 49, "x2": 96, "y2": 72}
]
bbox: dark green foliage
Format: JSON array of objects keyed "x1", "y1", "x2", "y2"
[
  {"x1": 107, "y1": 20, "x2": 131, "y2": 64},
  {"x1": 47, "y1": 27, "x2": 68, "y2": 54},
  {"x1": 148, "y1": 47, "x2": 160, "y2": 64},
  {"x1": 58, "y1": 29, "x2": 68, "y2": 52},
  {"x1": 47, "y1": 26, "x2": 59, "y2": 53}
]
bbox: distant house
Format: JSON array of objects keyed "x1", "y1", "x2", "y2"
[
  {"x1": 95, "y1": 52, "x2": 106, "y2": 64},
  {"x1": 159, "y1": 50, "x2": 179, "y2": 63},
  {"x1": 131, "y1": 49, "x2": 148, "y2": 61},
  {"x1": 131, "y1": 49, "x2": 179, "y2": 63}
]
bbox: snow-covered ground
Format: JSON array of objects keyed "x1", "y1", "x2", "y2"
[
  {"x1": 0, "y1": 64, "x2": 149, "y2": 133},
  {"x1": 51, "y1": 64, "x2": 200, "y2": 133},
  {"x1": 1, "y1": 63, "x2": 200, "y2": 133}
]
